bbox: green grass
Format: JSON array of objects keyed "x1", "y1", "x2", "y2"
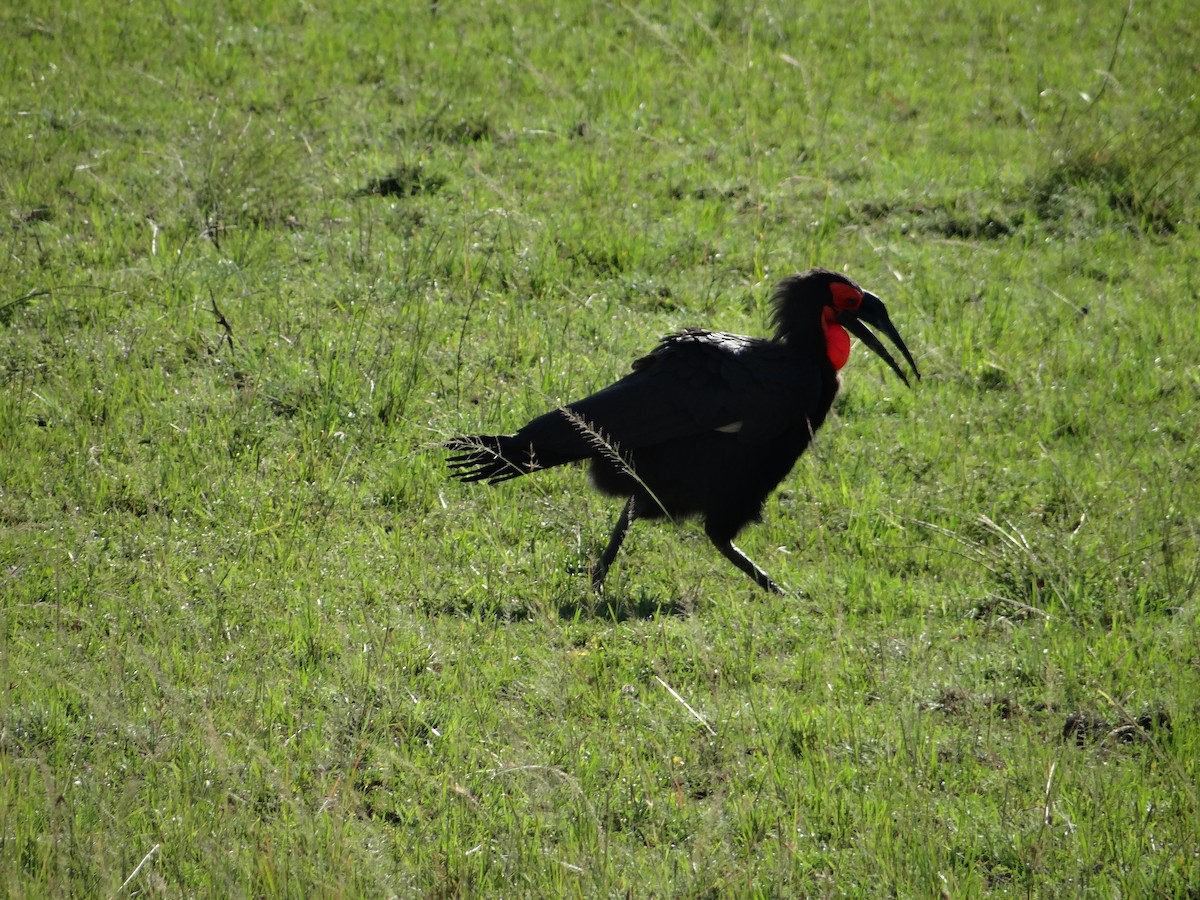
[{"x1": 2, "y1": 0, "x2": 1199, "y2": 895}]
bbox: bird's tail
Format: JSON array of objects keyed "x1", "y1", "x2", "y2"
[{"x1": 445, "y1": 435, "x2": 536, "y2": 484}]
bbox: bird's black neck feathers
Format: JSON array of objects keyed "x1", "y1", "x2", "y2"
[{"x1": 770, "y1": 267, "x2": 848, "y2": 344}]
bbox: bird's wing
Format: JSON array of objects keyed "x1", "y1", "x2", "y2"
[{"x1": 545, "y1": 330, "x2": 825, "y2": 452}]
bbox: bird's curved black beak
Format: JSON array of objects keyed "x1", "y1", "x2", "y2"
[{"x1": 837, "y1": 291, "x2": 920, "y2": 386}]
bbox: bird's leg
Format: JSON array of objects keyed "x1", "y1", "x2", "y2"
[
  {"x1": 592, "y1": 497, "x2": 636, "y2": 593},
  {"x1": 707, "y1": 531, "x2": 784, "y2": 594}
]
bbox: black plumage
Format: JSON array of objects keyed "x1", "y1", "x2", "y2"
[{"x1": 447, "y1": 268, "x2": 919, "y2": 593}]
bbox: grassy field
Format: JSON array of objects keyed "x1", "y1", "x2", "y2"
[{"x1": 2, "y1": 0, "x2": 1199, "y2": 895}]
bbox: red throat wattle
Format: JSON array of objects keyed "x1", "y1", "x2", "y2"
[{"x1": 821, "y1": 307, "x2": 851, "y2": 369}]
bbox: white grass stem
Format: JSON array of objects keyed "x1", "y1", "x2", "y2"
[
  {"x1": 109, "y1": 843, "x2": 160, "y2": 899},
  {"x1": 655, "y1": 675, "x2": 717, "y2": 737}
]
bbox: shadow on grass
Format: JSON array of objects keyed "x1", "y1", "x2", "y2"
[
  {"x1": 413, "y1": 592, "x2": 535, "y2": 622},
  {"x1": 557, "y1": 590, "x2": 690, "y2": 623},
  {"x1": 410, "y1": 581, "x2": 689, "y2": 623},
  {"x1": 357, "y1": 165, "x2": 446, "y2": 198}
]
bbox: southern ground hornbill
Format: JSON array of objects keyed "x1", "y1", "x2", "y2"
[{"x1": 446, "y1": 268, "x2": 919, "y2": 594}]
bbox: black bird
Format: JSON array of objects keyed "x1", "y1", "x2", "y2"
[{"x1": 446, "y1": 268, "x2": 919, "y2": 593}]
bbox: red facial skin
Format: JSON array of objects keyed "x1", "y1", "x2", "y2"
[{"x1": 821, "y1": 281, "x2": 863, "y2": 369}]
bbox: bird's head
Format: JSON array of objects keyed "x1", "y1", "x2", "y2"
[{"x1": 771, "y1": 268, "x2": 920, "y2": 386}]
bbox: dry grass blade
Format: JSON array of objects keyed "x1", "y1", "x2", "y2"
[
  {"x1": 559, "y1": 407, "x2": 674, "y2": 521},
  {"x1": 655, "y1": 675, "x2": 717, "y2": 737}
]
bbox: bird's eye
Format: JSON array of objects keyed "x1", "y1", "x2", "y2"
[{"x1": 829, "y1": 282, "x2": 862, "y2": 311}]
